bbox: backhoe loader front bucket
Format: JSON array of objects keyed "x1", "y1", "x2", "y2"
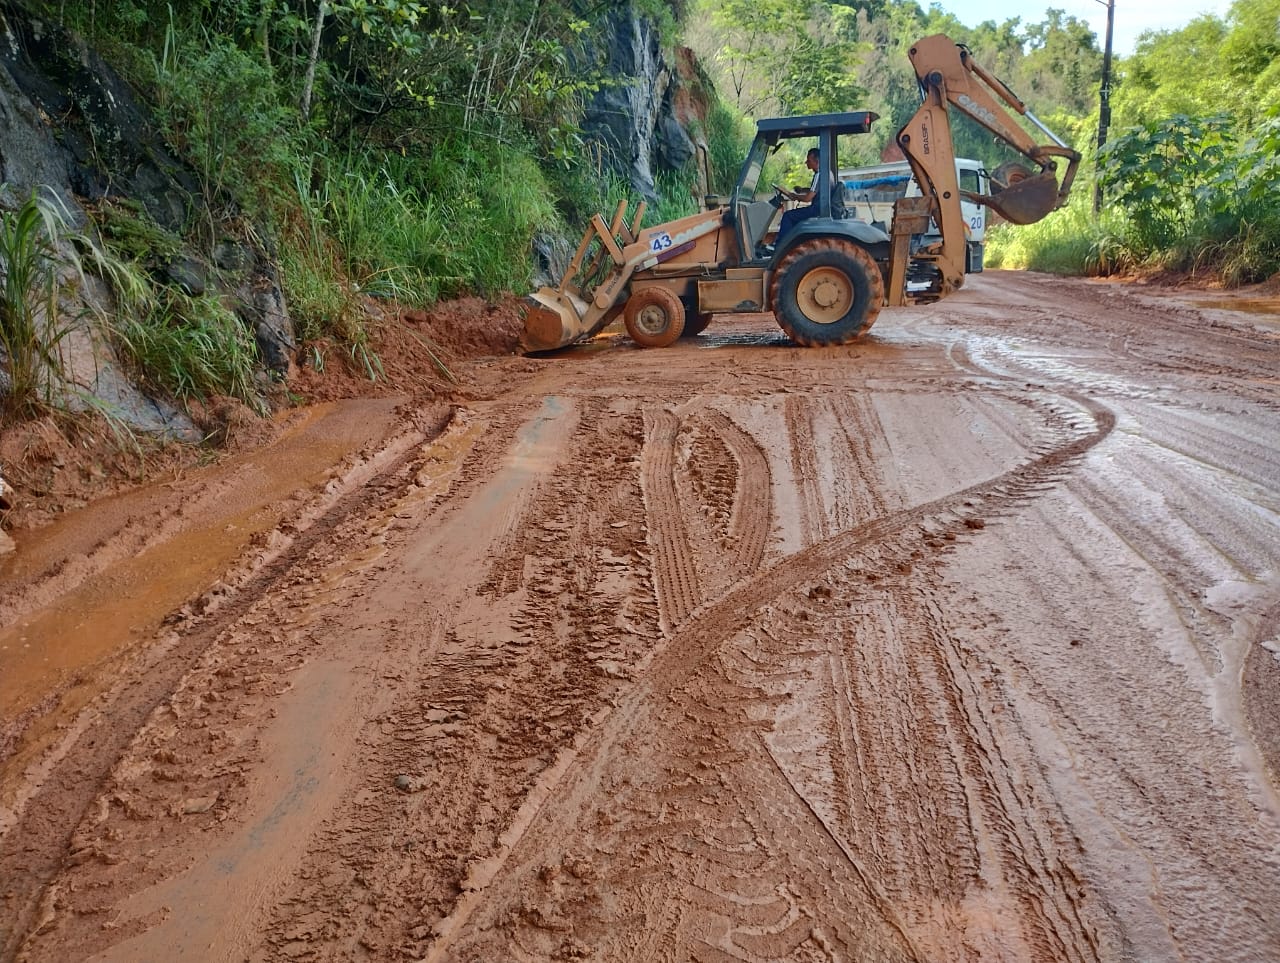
[
  {"x1": 522, "y1": 288, "x2": 593, "y2": 352},
  {"x1": 985, "y1": 169, "x2": 1061, "y2": 226},
  {"x1": 520, "y1": 199, "x2": 646, "y2": 352}
]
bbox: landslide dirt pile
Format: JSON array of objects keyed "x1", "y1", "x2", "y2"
[{"x1": 0, "y1": 296, "x2": 526, "y2": 534}]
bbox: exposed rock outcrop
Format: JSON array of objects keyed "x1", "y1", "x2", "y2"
[
  {"x1": 0, "y1": 0, "x2": 293, "y2": 434},
  {"x1": 580, "y1": 3, "x2": 700, "y2": 200}
]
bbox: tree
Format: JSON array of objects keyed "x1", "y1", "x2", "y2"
[
  {"x1": 697, "y1": 0, "x2": 865, "y2": 117},
  {"x1": 1098, "y1": 114, "x2": 1234, "y2": 250},
  {"x1": 1113, "y1": 16, "x2": 1232, "y2": 125},
  {"x1": 1018, "y1": 9, "x2": 1102, "y2": 114},
  {"x1": 1218, "y1": 0, "x2": 1280, "y2": 125}
]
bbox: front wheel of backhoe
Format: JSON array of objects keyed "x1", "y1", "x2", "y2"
[
  {"x1": 769, "y1": 240, "x2": 884, "y2": 346},
  {"x1": 624, "y1": 287, "x2": 686, "y2": 347}
]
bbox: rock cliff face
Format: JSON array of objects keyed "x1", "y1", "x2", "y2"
[
  {"x1": 580, "y1": 3, "x2": 700, "y2": 200},
  {"x1": 0, "y1": 0, "x2": 293, "y2": 433}
]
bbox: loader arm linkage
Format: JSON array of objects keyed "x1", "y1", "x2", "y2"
[
  {"x1": 889, "y1": 34, "x2": 1081, "y2": 306},
  {"x1": 523, "y1": 199, "x2": 647, "y2": 352}
]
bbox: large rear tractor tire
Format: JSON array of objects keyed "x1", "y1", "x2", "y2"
[
  {"x1": 624, "y1": 287, "x2": 686, "y2": 347},
  {"x1": 768, "y1": 240, "x2": 884, "y2": 346}
]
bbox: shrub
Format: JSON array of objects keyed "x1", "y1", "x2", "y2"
[
  {"x1": 985, "y1": 204, "x2": 1135, "y2": 276},
  {"x1": 151, "y1": 28, "x2": 297, "y2": 217},
  {"x1": 1096, "y1": 109, "x2": 1280, "y2": 283}
]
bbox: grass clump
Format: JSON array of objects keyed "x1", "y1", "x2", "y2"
[
  {"x1": 91, "y1": 198, "x2": 184, "y2": 265},
  {"x1": 283, "y1": 140, "x2": 563, "y2": 331},
  {"x1": 985, "y1": 204, "x2": 1135, "y2": 276},
  {"x1": 111, "y1": 290, "x2": 260, "y2": 409},
  {"x1": 0, "y1": 191, "x2": 77, "y2": 420}
]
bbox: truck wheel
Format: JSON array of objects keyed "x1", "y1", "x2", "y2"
[
  {"x1": 624, "y1": 288, "x2": 685, "y2": 347},
  {"x1": 679, "y1": 299, "x2": 714, "y2": 337},
  {"x1": 769, "y1": 240, "x2": 884, "y2": 346}
]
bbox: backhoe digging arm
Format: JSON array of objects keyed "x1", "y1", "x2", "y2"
[{"x1": 889, "y1": 34, "x2": 1081, "y2": 305}]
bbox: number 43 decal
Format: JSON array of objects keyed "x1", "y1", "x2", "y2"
[{"x1": 649, "y1": 232, "x2": 673, "y2": 253}]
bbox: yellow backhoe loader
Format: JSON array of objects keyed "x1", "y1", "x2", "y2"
[{"x1": 522, "y1": 34, "x2": 1080, "y2": 352}]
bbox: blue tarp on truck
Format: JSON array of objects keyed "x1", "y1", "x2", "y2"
[{"x1": 844, "y1": 174, "x2": 912, "y2": 191}]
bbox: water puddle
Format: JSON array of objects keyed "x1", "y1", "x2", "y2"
[
  {"x1": 0, "y1": 399, "x2": 404, "y2": 727},
  {"x1": 1190, "y1": 297, "x2": 1280, "y2": 324}
]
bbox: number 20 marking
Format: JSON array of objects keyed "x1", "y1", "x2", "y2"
[{"x1": 650, "y1": 232, "x2": 673, "y2": 253}]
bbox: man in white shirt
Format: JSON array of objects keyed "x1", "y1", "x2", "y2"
[{"x1": 778, "y1": 148, "x2": 841, "y2": 239}]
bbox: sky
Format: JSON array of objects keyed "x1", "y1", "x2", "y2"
[{"x1": 936, "y1": 0, "x2": 1234, "y2": 56}]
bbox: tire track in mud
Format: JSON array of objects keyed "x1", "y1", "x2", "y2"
[
  {"x1": 937, "y1": 481, "x2": 1280, "y2": 961},
  {"x1": 831, "y1": 394, "x2": 893, "y2": 521},
  {"x1": 694, "y1": 408, "x2": 771, "y2": 581},
  {"x1": 235, "y1": 399, "x2": 661, "y2": 962},
  {"x1": 784, "y1": 395, "x2": 828, "y2": 545},
  {"x1": 940, "y1": 279, "x2": 1280, "y2": 410},
  {"x1": 642, "y1": 408, "x2": 706, "y2": 633},
  {"x1": 0, "y1": 414, "x2": 452, "y2": 963},
  {"x1": 1245, "y1": 600, "x2": 1280, "y2": 786},
  {"x1": 785, "y1": 394, "x2": 889, "y2": 543},
  {"x1": 433, "y1": 387, "x2": 1117, "y2": 959}
]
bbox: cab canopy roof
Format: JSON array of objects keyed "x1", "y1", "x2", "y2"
[{"x1": 755, "y1": 111, "x2": 879, "y2": 142}]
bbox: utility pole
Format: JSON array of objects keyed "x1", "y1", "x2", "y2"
[{"x1": 1094, "y1": 0, "x2": 1116, "y2": 214}]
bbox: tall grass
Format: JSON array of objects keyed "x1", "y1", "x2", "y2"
[
  {"x1": 150, "y1": 26, "x2": 296, "y2": 220},
  {"x1": 285, "y1": 141, "x2": 561, "y2": 316},
  {"x1": 985, "y1": 203, "x2": 1135, "y2": 276},
  {"x1": 111, "y1": 289, "x2": 260, "y2": 408},
  {"x1": 702, "y1": 102, "x2": 752, "y2": 195},
  {"x1": 0, "y1": 192, "x2": 75, "y2": 419},
  {"x1": 1172, "y1": 203, "x2": 1280, "y2": 286},
  {"x1": 648, "y1": 169, "x2": 701, "y2": 223},
  {"x1": 276, "y1": 140, "x2": 564, "y2": 378},
  {"x1": 987, "y1": 189, "x2": 1280, "y2": 285}
]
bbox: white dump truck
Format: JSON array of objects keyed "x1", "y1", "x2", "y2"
[{"x1": 841, "y1": 159, "x2": 989, "y2": 273}]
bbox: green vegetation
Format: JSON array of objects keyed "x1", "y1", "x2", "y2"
[
  {"x1": 4, "y1": 0, "x2": 1275, "y2": 425},
  {"x1": 992, "y1": 0, "x2": 1280, "y2": 279},
  {"x1": 985, "y1": 206, "x2": 1134, "y2": 276},
  {"x1": 1098, "y1": 111, "x2": 1280, "y2": 282},
  {"x1": 75, "y1": 235, "x2": 268, "y2": 410},
  {"x1": 0, "y1": 192, "x2": 77, "y2": 418},
  {"x1": 993, "y1": 99, "x2": 1280, "y2": 283},
  {"x1": 111, "y1": 291, "x2": 261, "y2": 408},
  {"x1": 692, "y1": 0, "x2": 1279, "y2": 283}
]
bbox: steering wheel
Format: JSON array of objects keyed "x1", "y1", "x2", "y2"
[{"x1": 770, "y1": 183, "x2": 790, "y2": 206}]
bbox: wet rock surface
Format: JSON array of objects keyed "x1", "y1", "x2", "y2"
[{"x1": 0, "y1": 0, "x2": 295, "y2": 429}]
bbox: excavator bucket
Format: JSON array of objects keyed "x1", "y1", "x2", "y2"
[{"x1": 985, "y1": 169, "x2": 1062, "y2": 226}]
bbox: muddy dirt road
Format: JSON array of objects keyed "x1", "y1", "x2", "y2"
[{"x1": 2, "y1": 271, "x2": 1279, "y2": 962}]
